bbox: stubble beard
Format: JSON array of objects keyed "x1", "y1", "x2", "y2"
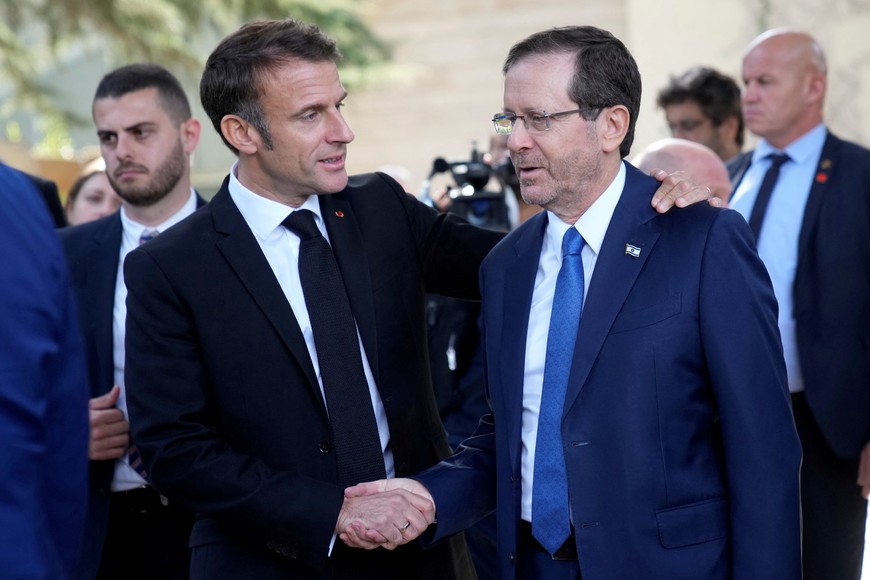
[{"x1": 110, "y1": 139, "x2": 187, "y2": 208}]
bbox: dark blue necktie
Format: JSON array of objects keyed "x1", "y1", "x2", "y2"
[
  {"x1": 748, "y1": 152, "x2": 790, "y2": 239},
  {"x1": 283, "y1": 209, "x2": 386, "y2": 486},
  {"x1": 532, "y1": 226, "x2": 585, "y2": 555}
]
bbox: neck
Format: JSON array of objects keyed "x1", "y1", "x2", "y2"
[{"x1": 124, "y1": 178, "x2": 191, "y2": 227}]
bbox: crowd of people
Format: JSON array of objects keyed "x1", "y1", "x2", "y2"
[{"x1": 1, "y1": 16, "x2": 868, "y2": 580}]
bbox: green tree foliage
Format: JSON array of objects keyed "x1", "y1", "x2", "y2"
[{"x1": 0, "y1": 0, "x2": 390, "y2": 153}]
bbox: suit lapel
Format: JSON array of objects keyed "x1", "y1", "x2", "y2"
[
  {"x1": 797, "y1": 132, "x2": 838, "y2": 263},
  {"x1": 501, "y1": 213, "x2": 548, "y2": 469},
  {"x1": 563, "y1": 166, "x2": 660, "y2": 415},
  {"x1": 75, "y1": 215, "x2": 122, "y2": 393},
  {"x1": 319, "y1": 195, "x2": 380, "y2": 384},
  {"x1": 210, "y1": 187, "x2": 322, "y2": 403}
]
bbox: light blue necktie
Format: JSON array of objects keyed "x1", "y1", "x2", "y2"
[{"x1": 532, "y1": 226, "x2": 585, "y2": 555}]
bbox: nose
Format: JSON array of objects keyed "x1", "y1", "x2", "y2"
[
  {"x1": 741, "y1": 82, "x2": 757, "y2": 104},
  {"x1": 113, "y1": 134, "x2": 134, "y2": 161},
  {"x1": 328, "y1": 110, "x2": 355, "y2": 144},
  {"x1": 507, "y1": 120, "x2": 533, "y2": 152}
]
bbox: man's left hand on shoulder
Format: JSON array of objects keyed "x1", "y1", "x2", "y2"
[{"x1": 649, "y1": 169, "x2": 722, "y2": 213}]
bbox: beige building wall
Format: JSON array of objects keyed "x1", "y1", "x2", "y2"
[{"x1": 342, "y1": 0, "x2": 870, "y2": 193}]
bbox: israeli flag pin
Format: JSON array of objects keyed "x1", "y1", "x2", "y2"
[{"x1": 625, "y1": 244, "x2": 641, "y2": 258}]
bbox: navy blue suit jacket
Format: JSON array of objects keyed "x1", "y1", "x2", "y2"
[
  {"x1": 58, "y1": 194, "x2": 205, "y2": 579},
  {"x1": 419, "y1": 163, "x2": 802, "y2": 579},
  {"x1": 0, "y1": 163, "x2": 89, "y2": 578},
  {"x1": 729, "y1": 131, "x2": 870, "y2": 459}
]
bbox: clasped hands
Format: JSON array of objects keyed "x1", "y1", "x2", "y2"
[{"x1": 336, "y1": 478, "x2": 434, "y2": 550}]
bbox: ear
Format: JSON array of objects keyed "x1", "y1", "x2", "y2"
[
  {"x1": 806, "y1": 72, "x2": 826, "y2": 107},
  {"x1": 220, "y1": 114, "x2": 261, "y2": 155},
  {"x1": 599, "y1": 105, "x2": 630, "y2": 154},
  {"x1": 179, "y1": 118, "x2": 202, "y2": 154}
]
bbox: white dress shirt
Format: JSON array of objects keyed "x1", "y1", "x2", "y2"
[
  {"x1": 520, "y1": 162, "x2": 626, "y2": 521},
  {"x1": 112, "y1": 189, "x2": 199, "y2": 491},
  {"x1": 226, "y1": 167, "x2": 395, "y2": 478}
]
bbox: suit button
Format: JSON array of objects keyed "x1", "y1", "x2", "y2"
[
  {"x1": 510, "y1": 552, "x2": 516, "y2": 565},
  {"x1": 318, "y1": 441, "x2": 331, "y2": 453}
]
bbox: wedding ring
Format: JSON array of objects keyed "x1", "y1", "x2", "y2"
[{"x1": 400, "y1": 521, "x2": 411, "y2": 533}]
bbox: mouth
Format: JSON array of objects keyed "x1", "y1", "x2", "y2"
[
  {"x1": 115, "y1": 166, "x2": 147, "y2": 180},
  {"x1": 319, "y1": 153, "x2": 346, "y2": 169},
  {"x1": 516, "y1": 166, "x2": 543, "y2": 180}
]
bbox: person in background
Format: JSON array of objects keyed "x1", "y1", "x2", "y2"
[
  {"x1": 59, "y1": 63, "x2": 202, "y2": 580},
  {"x1": 634, "y1": 137, "x2": 733, "y2": 206},
  {"x1": 345, "y1": 25, "x2": 802, "y2": 580},
  {"x1": 65, "y1": 164, "x2": 122, "y2": 226},
  {"x1": 657, "y1": 66, "x2": 744, "y2": 163},
  {"x1": 0, "y1": 161, "x2": 90, "y2": 579},
  {"x1": 728, "y1": 28, "x2": 870, "y2": 580}
]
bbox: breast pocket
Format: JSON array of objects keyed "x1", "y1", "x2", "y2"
[{"x1": 610, "y1": 294, "x2": 681, "y2": 334}]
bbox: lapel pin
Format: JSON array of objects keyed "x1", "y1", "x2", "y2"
[
  {"x1": 625, "y1": 244, "x2": 641, "y2": 258},
  {"x1": 335, "y1": 210, "x2": 345, "y2": 218},
  {"x1": 820, "y1": 159, "x2": 832, "y2": 170}
]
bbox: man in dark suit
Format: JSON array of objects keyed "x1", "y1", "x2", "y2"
[
  {"x1": 345, "y1": 26, "x2": 802, "y2": 579},
  {"x1": 122, "y1": 18, "x2": 710, "y2": 580},
  {"x1": 59, "y1": 64, "x2": 202, "y2": 580},
  {"x1": 728, "y1": 29, "x2": 870, "y2": 580},
  {"x1": 0, "y1": 161, "x2": 90, "y2": 578},
  {"x1": 28, "y1": 171, "x2": 67, "y2": 227}
]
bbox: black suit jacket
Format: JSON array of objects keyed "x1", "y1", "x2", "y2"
[
  {"x1": 25, "y1": 172, "x2": 67, "y2": 228},
  {"x1": 123, "y1": 173, "x2": 501, "y2": 578},
  {"x1": 59, "y1": 195, "x2": 205, "y2": 578},
  {"x1": 728, "y1": 131, "x2": 870, "y2": 459}
]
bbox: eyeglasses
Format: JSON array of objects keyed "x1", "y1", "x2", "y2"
[{"x1": 491, "y1": 108, "x2": 598, "y2": 135}]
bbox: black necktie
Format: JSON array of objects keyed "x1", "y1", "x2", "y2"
[
  {"x1": 282, "y1": 209, "x2": 386, "y2": 486},
  {"x1": 748, "y1": 153, "x2": 790, "y2": 239}
]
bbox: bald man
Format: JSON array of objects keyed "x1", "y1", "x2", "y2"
[
  {"x1": 633, "y1": 138, "x2": 732, "y2": 205},
  {"x1": 728, "y1": 29, "x2": 870, "y2": 580}
]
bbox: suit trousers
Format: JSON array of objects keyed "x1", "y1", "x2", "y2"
[
  {"x1": 191, "y1": 535, "x2": 429, "y2": 579},
  {"x1": 792, "y1": 392, "x2": 867, "y2": 580},
  {"x1": 517, "y1": 529, "x2": 581, "y2": 580},
  {"x1": 97, "y1": 486, "x2": 194, "y2": 580}
]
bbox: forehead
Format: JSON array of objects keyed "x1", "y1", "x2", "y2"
[
  {"x1": 743, "y1": 37, "x2": 800, "y2": 76},
  {"x1": 93, "y1": 87, "x2": 170, "y2": 128},
  {"x1": 665, "y1": 100, "x2": 706, "y2": 119},
  {"x1": 259, "y1": 59, "x2": 345, "y2": 109},
  {"x1": 504, "y1": 52, "x2": 575, "y2": 110}
]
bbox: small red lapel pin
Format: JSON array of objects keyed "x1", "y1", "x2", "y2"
[{"x1": 335, "y1": 210, "x2": 345, "y2": 218}]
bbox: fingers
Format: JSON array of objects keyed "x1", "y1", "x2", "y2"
[
  {"x1": 88, "y1": 400, "x2": 130, "y2": 460},
  {"x1": 344, "y1": 479, "x2": 388, "y2": 498},
  {"x1": 89, "y1": 385, "x2": 121, "y2": 410},
  {"x1": 649, "y1": 170, "x2": 718, "y2": 213},
  {"x1": 336, "y1": 488, "x2": 435, "y2": 550}
]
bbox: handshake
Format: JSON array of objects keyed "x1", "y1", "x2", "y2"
[{"x1": 336, "y1": 478, "x2": 435, "y2": 550}]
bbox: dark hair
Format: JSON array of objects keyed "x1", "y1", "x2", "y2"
[
  {"x1": 200, "y1": 18, "x2": 343, "y2": 154},
  {"x1": 656, "y1": 66, "x2": 745, "y2": 147},
  {"x1": 503, "y1": 26, "x2": 641, "y2": 158},
  {"x1": 93, "y1": 63, "x2": 192, "y2": 125},
  {"x1": 64, "y1": 170, "x2": 105, "y2": 212}
]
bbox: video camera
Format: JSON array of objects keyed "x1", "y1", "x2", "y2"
[{"x1": 420, "y1": 142, "x2": 516, "y2": 232}]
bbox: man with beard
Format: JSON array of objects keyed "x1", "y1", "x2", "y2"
[{"x1": 59, "y1": 63, "x2": 204, "y2": 580}]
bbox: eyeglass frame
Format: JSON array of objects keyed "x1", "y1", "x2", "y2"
[{"x1": 491, "y1": 107, "x2": 602, "y2": 135}]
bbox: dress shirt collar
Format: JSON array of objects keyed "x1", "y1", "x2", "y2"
[
  {"x1": 119, "y1": 187, "x2": 198, "y2": 241},
  {"x1": 228, "y1": 162, "x2": 325, "y2": 242},
  {"x1": 753, "y1": 123, "x2": 827, "y2": 166},
  {"x1": 544, "y1": 161, "x2": 626, "y2": 257}
]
